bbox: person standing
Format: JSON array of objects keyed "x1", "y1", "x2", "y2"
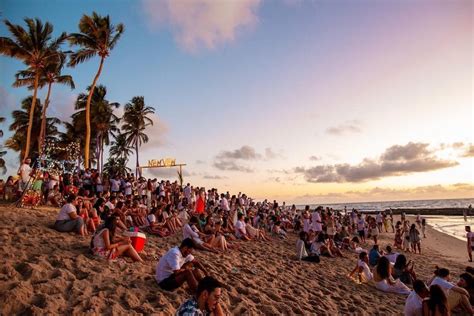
[
  {"x1": 18, "y1": 158, "x2": 32, "y2": 192},
  {"x1": 466, "y1": 226, "x2": 474, "y2": 262}
]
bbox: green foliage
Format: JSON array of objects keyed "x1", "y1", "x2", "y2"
[
  {"x1": 6, "y1": 97, "x2": 61, "y2": 161},
  {"x1": 103, "y1": 156, "x2": 130, "y2": 176}
]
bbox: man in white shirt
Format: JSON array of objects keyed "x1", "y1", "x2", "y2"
[
  {"x1": 110, "y1": 177, "x2": 121, "y2": 193},
  {"x1": 235, "y1": 213, "x2": 250, "y2": 240},
  {"x1": 53, "y1": 194, "x2": 85, "y2": 236},
  {"x1": 220, "y1": 194, "x2": 229, "y2": 212},
  {"x1": 155, "y1": 238, "x2": 207, "y2": 292},
  {"x1": 404, "y1": 280, "x2": 429, "y2": 316},
  {"x1": 430, "y1": 268, "x2": 473, "y2": 314}
]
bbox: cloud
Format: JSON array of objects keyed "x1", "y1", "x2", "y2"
[
  {"x1": 195, "y1": 160, "x2": 206, "y2": 164},
  {"x1": 203, "y1": 174, "x2": 228, "y2": 180},
  {"x1": 213, "y1": 160, "x2": 253, "y2": 173},
  {"x1": 142, "y1": 0, "x2": 261, "y2": 52},
  {"x1": 264, "y1": 147, "x2": 284, "y2": 160},
  {"x1": 216, "y1": 145, "x2": 261, "y2": 160},
  {"x1": 309, "y1": 155, "x2": 321, "y2": 161},
  {"x1": 462, "y1": 144, "x2": 474, "y2": 157},
  {"x1": 292, "y1": 183, "x2": 474, "y2": 204},
  {"x1": 326, "y1": 120, "x2": 362, "y2": 135},
  {"x1": 48, "y1": 92, "x2": 77, "y2": 123},
  {"x1": 213, "y1": 145, "x2": 281, "y2": 173},
  {"x1": 140, "y1": 114, "x2": 170, "y2": 149},
  {"x1": 295, "y1": 142, "x2": 459, "y2": 183},
  {"x1": 0, "y1": 86, "x2": 17, "y2": 116}
]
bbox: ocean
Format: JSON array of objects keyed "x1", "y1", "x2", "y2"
[
  {"x1": 427, "y1": 215, "x2": 474, "y2": 241},
  {"x1": 298, "y1": 198, "x2": 474, "y2": 242},
  {"x1": 300, "y1": 197, "x2": 474, "y2": 212}
]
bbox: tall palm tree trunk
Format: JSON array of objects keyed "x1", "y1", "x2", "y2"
[
  {"x1": 84, "y1": 57, "x2": 105, "y2": 169},
  {"x1": 100, "y1": 137, "x2": 104, "y2": 174},
  {"x1": 39, "y1": 81, "x2": 53, "y2": 156},
  {"x1": 95, "y1": 134, "x2": 101, "y2": 172},
  {"x1": 135, "y1": 141, "x2": 140, "y2": 178},
  {"x1": 24, "y1": 72, "x2": 40, "y2": 161}
]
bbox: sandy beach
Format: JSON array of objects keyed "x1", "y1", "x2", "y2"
[{"x1": 0, "y1": 205, "x2": 471, "y2": 315}]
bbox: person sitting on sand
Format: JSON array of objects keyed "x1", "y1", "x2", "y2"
[
  {"x1": 429, "y1": 267, "x2": 473, "y2": 314},
  {"x1": 91, "y1": 215, "x2": 143, "y2": 262},
  {"x1": 422, "y1": 285, "x2": 449, "y2": 316},
  {"x1": 404, "y1": 280, "x2": 429, "y2": 316},
  {"x1": 457, "y1": 272, "x2": 474, "y2": 305},
  {"x1": 234, "y1": 213, "x2": 251, "y2": 241},
  {"x1": 393, "y1": 254, "x2": 416, "y2": 285},
  {"x1": 183, "y1": 217, "x2": 218, "y2": 252},
  {"x1": 384, "y1": 245, "x2": 399, "y2": 264},
  {"x1": 155, "y1": 238, "x2": 208, "y2": 293},
  {"x1": 296, "y1": 231, "x2": 320, "y2": 263},
  {"x1": 349, "y1": 251, "x2": 373, "y2": 283},
  {"x1": 53, "y1": 194, "x2": 86, "y2": 236},
  {"x1": 311, "y1": 233, "x2": 335, "y2": 257},
  {"x1": 369, "y1": 244, "x2": 383, "y2": 266},
  {"x1": 272, "y1": 221, "x2": 287, "y2": 239},
  {"x1": 373, "y1": 256, "x2": 411, "y2": 295},
  {"x1": 175, "y1": 276, "x2": 224, "y2": 316},
  {"x1": 245, "y1": 218, "x2": 270, "y2": 241},
  {"x1": 47, "y1": 184, "x2": 63, "y2": 207}
]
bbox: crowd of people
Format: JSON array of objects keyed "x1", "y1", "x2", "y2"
[{"x1": 1, "y1": 158, "x2": 473, "y2": 315}]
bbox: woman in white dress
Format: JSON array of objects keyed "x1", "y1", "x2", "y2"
[{"x1": 373, "y1": 257, "x2": 410, "y2": 294}]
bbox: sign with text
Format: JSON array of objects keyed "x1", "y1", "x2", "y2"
[{"x1": 148, "y1": 158, "x2": 176, "y2": 168}]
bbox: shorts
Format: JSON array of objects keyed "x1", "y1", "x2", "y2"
[
  {"x1": 158, "y1": 274, "x2": 180, "y2": 291},
  {"x1": 358, "y1": 230, "x2": 365, "y2": 238}
]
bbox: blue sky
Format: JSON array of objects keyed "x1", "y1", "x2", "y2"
[{"x1": 1, "y1": 0, "x2": 472, "y2": 203}]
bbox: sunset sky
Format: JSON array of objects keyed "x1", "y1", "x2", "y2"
[{"x1": 1, "y1": 0, "x2": 472, "y2": 204}]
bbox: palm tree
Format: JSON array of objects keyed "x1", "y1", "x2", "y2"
[
  {"x1": 103, "y1": 157, "x2": 130, "y2": 176},
  {"x1": 6, "y1": 97, "x2": 61, "y2": 161},
  {"x1": 0, "y1": 117, "x2": 6, "y2": 175},
  {"x1": 109, "y1": 132, "x2": 133, "y2": 162},
  {"x1": 122, "y1": 96, "x2": 155, "y2": 177},
  {"x1": 0, "y1": 18, "x2": 67, "y2": 160},
  {"x1": 72, "y1": 85, "x2": 120, "y2": 172},
  {"x1": 14, "y1": 54, "x2": 75, "y2": 155},
  {"x1": 68, "y1": 12, "x2": 124, "y2": 169}
]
